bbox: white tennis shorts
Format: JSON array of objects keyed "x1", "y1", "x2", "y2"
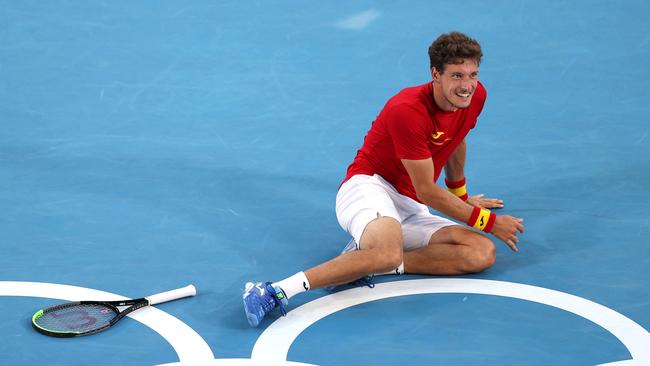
[{"x1": 336, "y1": 174, "x2": 459, "y2": 251}]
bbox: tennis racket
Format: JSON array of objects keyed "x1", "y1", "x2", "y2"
[{"x1": 31, "y1": 284, "x2": 196, "y2": 337}]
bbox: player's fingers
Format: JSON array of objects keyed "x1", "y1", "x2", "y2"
[
  {"x1": 516, "y1": 221, "x2": 525, "y2": 233},
  {"x1": 491, "y1": 199, "x2": 504, "y2": 208},
  {"x1": 506, "y1": 239, "x2": 519, "y2": 252},
  {"x1": 482, "y1": 199, "x2": 503, "y2": 209}
]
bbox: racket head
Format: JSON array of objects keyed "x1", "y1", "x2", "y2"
[{"x1": 32, "y1": 302, "x2": 120, "y2": 337}]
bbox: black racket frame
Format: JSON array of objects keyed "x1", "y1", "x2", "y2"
[{"x1": 32, "y1": 297, "x2": 150, "y2": 337}]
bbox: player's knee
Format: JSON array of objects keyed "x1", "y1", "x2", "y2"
[
  {"x1": 464, "y1": 236, "x2": 496, "y2": 273},
  {"x1": 365, "y1": 241, "x2": 402, "y2": 272},
  {"x1": 381, "y1": 246, "x2": 404, "y2": 271},
  {"x1": 360, "y1": 216, "x2": 403, "y2": 271},
  {"x1": 366, "y1": 241, "x2": 403, "y2": 273}
]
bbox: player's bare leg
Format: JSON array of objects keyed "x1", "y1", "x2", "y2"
[
  {"x1": 243, "y1": 215, "x2": 403, "y2": 327},
  {"x1": 403, "y1": 225, "x2": 495, "y2": 275},
  {"x1": 305, "y1": 216, "x2": 403, "y2": 289}
]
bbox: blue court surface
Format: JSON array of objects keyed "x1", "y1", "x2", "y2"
[{"x1": 2, "y1": 1, "x2": 650, "y2": 365}]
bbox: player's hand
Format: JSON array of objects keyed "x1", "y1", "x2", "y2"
[
  {"x1": 491, "y1": 215, "x2": 524, "y2": 252},
  {"x1": 467, "y1": 194, "x2": 504, "y2": 209}
]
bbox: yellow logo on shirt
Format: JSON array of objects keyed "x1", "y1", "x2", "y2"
[
  {"x1": 431, "y1": 131, "x2": 445, "y2": 139},
  {"x1": 431, "y1": 131, "x2": 451, "y2": 146}
]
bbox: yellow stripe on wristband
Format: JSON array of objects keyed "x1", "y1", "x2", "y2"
[
  {"x1": 473, "y1": 208, "x2": 492, "y2": 231},
  {"x1": 447, "y1": 185, "x2": 467, "y2": 198}
]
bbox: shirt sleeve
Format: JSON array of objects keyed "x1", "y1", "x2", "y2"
[{"x1": 385, "y1": 103, "x2": 432, "y2": 160}]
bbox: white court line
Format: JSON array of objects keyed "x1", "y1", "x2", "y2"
[
  {"x1": 156, "y1": 359, "x2": 316, "y2": 366},
  {"x1": 252, "y1": 279, "x2": 650, "y2": 365},
  {"x1": 0, "y1": 281, "x2": 215, "y2": 364},
  {"x1": 7, "y1": 279, "x2": 648, "y2": 365}
]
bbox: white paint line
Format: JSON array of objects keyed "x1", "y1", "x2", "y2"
[
  {"x1": 156, "y1": 358, "x2": 316, "y2": 366},
  {"x1": 252, "y1": 279, "x2": 650, "y2": 365},
  {"x1": 333, "y1": 9, "x2": 380, "y2": 30},
  {"x1": 0, "y1": 281, "x2": 215, "y2": 363}
]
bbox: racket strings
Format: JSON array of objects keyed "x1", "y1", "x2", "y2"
[{"x1": 34, "y1": 303, "x2": 118, "y2": 334}]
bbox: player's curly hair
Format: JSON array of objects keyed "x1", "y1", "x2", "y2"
[{"x1": 428, "y1": 32, "x2": 482, "y2": 73}]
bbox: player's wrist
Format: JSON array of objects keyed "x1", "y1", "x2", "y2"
[
  {"x1": 445, "y1": 177, "x2": 468, "y2": 201},
  {"x1": 466, "y1": 206, "x2": 496, "y2": 233}
]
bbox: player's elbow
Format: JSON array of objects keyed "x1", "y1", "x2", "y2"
[{"x1": 414, "y1": 186, "x2": 443, "y2": 207}]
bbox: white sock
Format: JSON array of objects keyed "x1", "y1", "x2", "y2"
[
  {"x1": 273, "y1": 271, "x2": 310, "y2": 299},
  {"x1": 374, "y1": 261, "x2": 404, "y2": 276}
]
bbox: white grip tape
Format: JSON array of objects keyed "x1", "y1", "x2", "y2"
[{"x1": 146, "y1": 285, "x2": 197, "y2": 306}]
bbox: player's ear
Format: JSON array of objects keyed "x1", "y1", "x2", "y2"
[{"x1": 431, "y1": 67, "x2": 440, "y2": 83}]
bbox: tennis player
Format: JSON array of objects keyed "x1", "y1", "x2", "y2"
[{"x1": 243, "y1": 31, "x2": 524, "y2": 327}]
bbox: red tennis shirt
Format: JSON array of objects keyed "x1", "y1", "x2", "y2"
[{"x1": 341, "y1": 81, "x2": 487, "y2": 203}]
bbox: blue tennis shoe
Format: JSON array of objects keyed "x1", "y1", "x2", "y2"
[{"x1": 243, "y1": 282, "x2": 288, "y2": 327}]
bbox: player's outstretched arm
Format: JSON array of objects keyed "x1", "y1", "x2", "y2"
[
  {"x1": 403, "y1": 157, "x2": 475, "y2": 221},
  {"x1": 444, "y1": 139, "x2": 503, "y2": 209},
  {"x1": 402, "y1": 157, "x2": 524, "y2": 251}
]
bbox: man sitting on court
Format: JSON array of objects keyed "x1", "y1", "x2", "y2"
[{"x1": 243, "y1": 31, "x2": 525, "y2": 327}]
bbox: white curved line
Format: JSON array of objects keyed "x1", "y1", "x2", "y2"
[
  {"x1": 156, "y1": 358, "x2": 316, "y2": 366},
  {"x1": 1, "y1": 281, "x2": 215, "y2": 363},
  {"x1": 252, "y1": 279, "x2": 650, "y2": 365}
]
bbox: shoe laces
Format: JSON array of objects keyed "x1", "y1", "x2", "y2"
[
  {"x1": 349, "y1": 274, "x2": 375, "y2": 288},
  {"x1": 264, "y1": 282, "x2": 287, "y2": 316}
]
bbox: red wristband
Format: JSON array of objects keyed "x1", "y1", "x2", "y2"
[
  {"x1": 467, "y1": 206, "x2": 481, "y2": 227},
  {"x1": 467, "y1": 206, "x2": 496, "y2": 233},
  {"x1": 484, "y1": 212, "x2": 497, "y2": 233},
  {"x1": 445, "y1": 177, "x2": 469, "y2": 201},
  {"x1": 445, "y1": 177, "x2": 466, "y2": 189}
]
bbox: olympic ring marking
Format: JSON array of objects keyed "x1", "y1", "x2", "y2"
[
  {"x1": 5, "y1": 280, "x2": 648, "y2": 366},
  {"x1": 252, "y1": 279, "x2": 650, "y2": 365},
  {"x1": 156, "y1": 359, "x2": 316, "y2": 366},
  {"x1": 0, "y1": 281, "x2": 215, "y2": 364}
]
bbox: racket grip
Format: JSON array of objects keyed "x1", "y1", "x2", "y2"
[{"x1": 146, "y1": 285, "x2": 197, "y2": 305}]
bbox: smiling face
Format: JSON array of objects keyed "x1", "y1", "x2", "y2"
[{"x1": 431, "y1": 58, "x2": 479, "y2": 112}]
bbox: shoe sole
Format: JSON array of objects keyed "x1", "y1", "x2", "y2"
[
  {"x1": 243, "y1": 298, "x2": 261, "y2": 327},
  {"x1": 242, "y1": 282, "x2": 261, "y2": 327}
]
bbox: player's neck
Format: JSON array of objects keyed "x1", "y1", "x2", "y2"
[{"x1": 432, "y1": 83, "x2": 458, "y2": 113}]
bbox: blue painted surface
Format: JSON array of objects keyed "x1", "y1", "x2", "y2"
[{"x1": 1, "y1": 1, "x2": 649, "y2": 364}]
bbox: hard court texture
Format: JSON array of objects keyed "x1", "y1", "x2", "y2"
[{"x1": 1, "y1": 1, "x2": 649, "y2": 365}]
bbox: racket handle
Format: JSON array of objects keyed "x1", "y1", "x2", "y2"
[{"x1": 146, "y1": 285, "x2": 197, "y2": 305}]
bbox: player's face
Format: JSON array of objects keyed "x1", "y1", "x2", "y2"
[{"x1": 431, "y1": 59, "x2": 479, "y2": 111}]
